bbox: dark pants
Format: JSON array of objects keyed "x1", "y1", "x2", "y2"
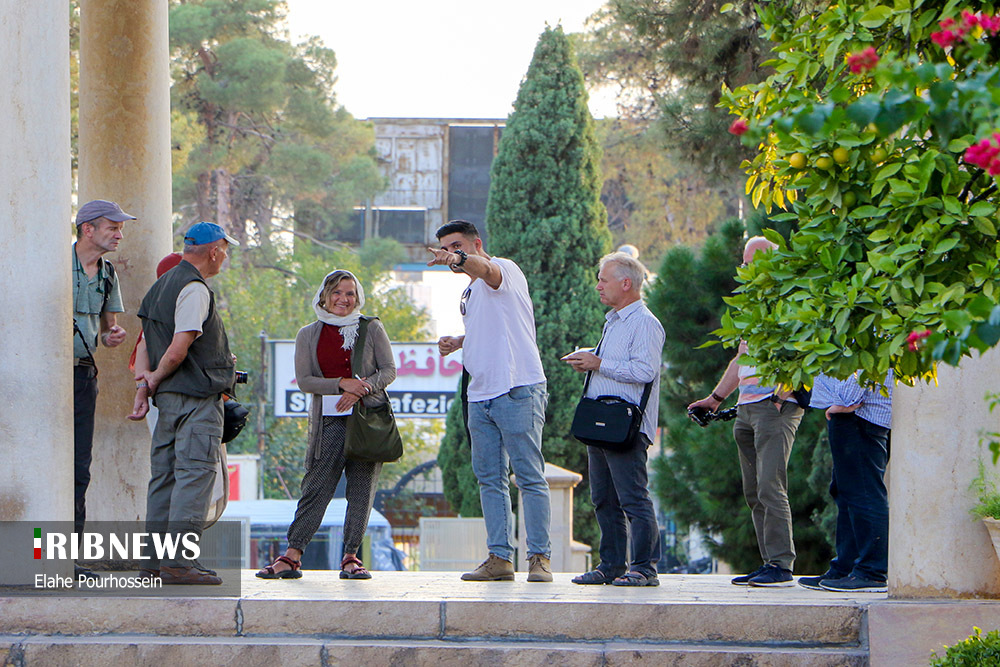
[
  {"x1": 73, "y1": 364, "x2": 98, "y2": 534},
  {"x1": 827, "y1": 413, "x2": 890, "y2": 582},
  {"x1": 588, "y1": 436, "x2": 660, "y2": 577}
]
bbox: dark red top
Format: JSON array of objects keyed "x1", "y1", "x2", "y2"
[{"x1": 317, "y1": 324, "x2": 352, "y2": 379}]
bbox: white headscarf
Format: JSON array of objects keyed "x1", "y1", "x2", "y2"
[{"x1": 312, "y1": 269, "x2": 366, "y2": 350}]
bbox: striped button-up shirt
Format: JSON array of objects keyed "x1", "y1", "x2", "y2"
[
  {"x1": 583, "y1": 299, "x2": 665, "y2": 441},
  {"x1": 809, "y1": 370, "x2": 893, "y2": 429}
]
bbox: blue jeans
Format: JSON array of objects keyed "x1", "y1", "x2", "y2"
[
  {"x1": 588, "y1": 437, "x2": 660, "y2": 577},
  {"x1": 826, "y1": 413, "x2": 890, "y2": 582},
  {"x1": 468, "y1": 383, "x2": 550, "y2": 561}
]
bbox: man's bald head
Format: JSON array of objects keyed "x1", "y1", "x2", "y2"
[{"x1": 743, "y1": 236, "x2": 779, "y2": 265}]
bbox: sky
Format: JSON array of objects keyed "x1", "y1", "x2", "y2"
[{"x1": 284, "y1": 0, "x2": 615, "y2": 120}]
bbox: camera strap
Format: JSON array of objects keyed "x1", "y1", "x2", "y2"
[{"x1": 580, "y1": 331, "x2": 653, "y2": 415}]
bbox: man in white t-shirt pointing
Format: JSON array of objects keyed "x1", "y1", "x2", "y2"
[{"x1": 430, "y1": 220, "x2": 552, "y2": 583}]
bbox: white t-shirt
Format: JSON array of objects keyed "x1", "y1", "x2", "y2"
[
  {"x1": 462, "y1": 257, "x2": 545, "y2": 401},
  {"x1": 174, "y1": 281, "x2": 210, "y2": 338}
]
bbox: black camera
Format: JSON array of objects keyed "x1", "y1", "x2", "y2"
[
  {"x1": 234, "y1": 370, "x2": 249, "y2": 384},
  {"x1": 687, "y1": 406, "x2": 737, "y2": 427}
]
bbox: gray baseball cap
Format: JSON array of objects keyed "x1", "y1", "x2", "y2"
[{"x1": 75, "y1": 199, "x2": 137, "y2": 226}]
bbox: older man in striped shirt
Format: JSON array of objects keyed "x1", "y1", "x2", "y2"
[
  {"x1": 799, "y1": 370, "x2": 893, "y2": 593},
  {"x1": 565, "y1": 252, "x2": 665, "y2": 587}
]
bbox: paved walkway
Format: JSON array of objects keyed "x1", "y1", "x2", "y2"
[{"x1": 241, "y1": 571, "x2": 885, "y2": 605}]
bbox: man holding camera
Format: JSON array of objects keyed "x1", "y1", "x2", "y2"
[
  {"x1": 136, "y1": 222, "x2": 238, "y2": 585},
  {"x1": 565, "y1": 252, "x2": 664, "y2": 586},
  {"x1": 688, "y1": 236, "x2": 805, "y2": 587}
]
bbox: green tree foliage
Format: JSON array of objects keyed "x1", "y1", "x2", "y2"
[
  {"x1": 438, "y1": 26, "x2": 612, "y2": 549},
  {"x1": 597, "y1": 119, "x2": 731, "y2": 268},
  {"x1": 719, "y1": 0, "x2": 1000, "y2": 388},
  {"x1": 168, "y1": 0, "x2": 383, "y2": 246},
  {"x1": 575, "y1": 0, "x2": 774, "y2": 181},
  {"x1": 648, "y1": 219, "x2": 832, "y2": 573}
]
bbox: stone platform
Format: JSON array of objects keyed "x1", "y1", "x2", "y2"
[{"x1": 0, "y1": 571, "x2": 997, "y2": 665}]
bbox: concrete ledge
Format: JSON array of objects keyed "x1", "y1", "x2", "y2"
[
  {"x1": 240, "y1": 598, "x2": 441, "y2": 637},
  {"x1": 869, "y1": 600, "x2": 1000, "y2": 666},
  {"x1": 444, "y1": 600, "x2": 863, "y2": 644},
  {"x1": 0, "y1": 597, "x2": 237, "y2": 636}
]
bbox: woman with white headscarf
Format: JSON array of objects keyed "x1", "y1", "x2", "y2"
[{"x1": 257, "y1": 269, "x2": 396, "y2": 580}]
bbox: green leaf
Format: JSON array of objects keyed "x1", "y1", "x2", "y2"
[
  {"x1": 847, "y1": 97, "x2": 881, "y2": 126},
  {"x1": 859, "y1": 5, "x2": 893, "y2": 27},
  {"x1": 970, "y1": 201, "x2": 996, "y2": 217},
  {"x1": 942, "y1": 310, "x2": 972, "y2": 331},
  {"x1": 720, "y1": 2, "x2": 735, "y2": 12},
  {"x1": 874, "y1": 163, "x2": 902, "y2": 181},
  {"x1": 853, "y1": 205, "x2": 884, "y2": 218},
  {"x1": 933, "y1": 236, "x2": 960, "y2": 254}
]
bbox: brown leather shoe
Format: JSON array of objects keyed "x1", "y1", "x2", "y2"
[
  {"x1": 461, "y1": 554, "x2": 515, "y2": 581},
  {"x1": 527, "y1": 554, "x2": 553, "y2": 582},
  {"x1": 159, "y1": 565, "x2": 222, "y2": 585}
]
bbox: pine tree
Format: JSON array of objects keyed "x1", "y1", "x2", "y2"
[{"x1": 647, "y1": 219, "x2": 832, "y2": 573}]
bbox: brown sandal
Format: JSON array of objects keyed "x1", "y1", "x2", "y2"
[
  {"x1": 256, "y1": 555, "x2": 303, "y2": 579},
  {"x1": 340, "y1": 554, "x2": 372, "y2": 580}
]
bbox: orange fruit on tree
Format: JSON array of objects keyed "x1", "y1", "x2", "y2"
[
  {"x1": 816, "y1": 156, "x2": 834, "y2": 170},
  {"x1": 789, "y1": 152, "x2": 807, "y2": 169},
  {"x1": 833, "y1": 147, "x2": 850, "y2": 164}
]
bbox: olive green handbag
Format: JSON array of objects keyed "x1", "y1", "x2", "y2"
[{"x1": 344, "y1": 317, "x2": 403, "y2": 462}]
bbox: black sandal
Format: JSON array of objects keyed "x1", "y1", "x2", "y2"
[
  {"x1": 256, "y1": 555, "x2": 303, "y2": 579},
  {"x1": 340, "y1": 554, "x2": 372, "y2": 580}
]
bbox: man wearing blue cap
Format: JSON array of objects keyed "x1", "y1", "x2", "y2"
[
  {"x1": 136, "y1": 222, "x2": 238, "y2": 585},
  {"x1": 72, "y1": 200, "x2": 135, "y2": 579}
]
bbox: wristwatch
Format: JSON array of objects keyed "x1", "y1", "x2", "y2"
[{"x1": 452, "y1": 249, "x2": 468, "y2": 267}]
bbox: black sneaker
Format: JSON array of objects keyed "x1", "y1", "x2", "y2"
[
  {"x1": 797, "y1": 575, "x2": 830, "y2": 591},
  {"x1": 731, "y1": 564, "x2": 769, "y2": 586},
  {"x1": 819, "y1": 575, "x2": 887, "y2": 593},
  {"x1": 748, "y1": 564, "x2": 794, "y2": 587}
]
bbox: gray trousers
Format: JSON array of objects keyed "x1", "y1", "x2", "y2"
[
  {"x1": 733, "y1": 399, "x2": 804, "y2": 572},
  {"x1": 145, "y1": 391, "x2": 223, "y2": 568}
]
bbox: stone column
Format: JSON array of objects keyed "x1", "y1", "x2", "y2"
[
  {"x1": 889, "y1": 347, "x2": 1000, "y2": 597},
  {"x1": 78, "y1": 0, "x2": 172, "y2": 525},
  {"x1": 0, "y1": 0, "x2": 74, "y2": 583}
]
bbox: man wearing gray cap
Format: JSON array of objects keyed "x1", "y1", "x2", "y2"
[
  {"x1": 137, "y1": 222, "x2": 239, "y2": 585},
  {"x1": 72, "y1": 200, "x2": 135, "y2": 572}
]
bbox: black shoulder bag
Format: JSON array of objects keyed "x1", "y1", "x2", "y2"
[
  {"x1": 344, "y1": 317, "x2": 404, "y2": 462},
  {"x1": 569, "y1": 338, "x2": 653, "y2": 451}
]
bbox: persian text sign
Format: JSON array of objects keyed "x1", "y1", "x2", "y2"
[{"x1": 272, "y1": 341, "x2": 463, "y2": 418}]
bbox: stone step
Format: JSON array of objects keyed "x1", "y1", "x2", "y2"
[
  {"x1": 0, "y1": 594, "x2": 864, "y2": 646},
  {"x1": 0, "y1": 635, "x2": 869, "y2": 667}
]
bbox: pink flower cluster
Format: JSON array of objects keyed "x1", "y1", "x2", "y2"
[
  {"x1": 847, "y1": 47, "x2": 879, "y2": 74},
  {"x1": 907, "y1": 330, "x2": 931, "y2": 352},
  {"x1": 964, "y1": 134, "x2": 1000, "y2": 175},
  {"x1": 931, "y1": 10, "x2": 1000, "y2": 48},
  {"x1": 729, "y1": 118, "x2": 749, "y2": 136}
]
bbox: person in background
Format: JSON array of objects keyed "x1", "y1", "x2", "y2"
[
  {"x1": 688, "y1": 236, "x2": 806, "y2": 587},
  {"x1": 800, "y1": 370, "x2": 893, "y2": 593},
  {"x1": 72, "y1": 199, "x2": 134, "y2": 579}
]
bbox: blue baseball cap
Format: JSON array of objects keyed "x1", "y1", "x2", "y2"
[{"x1": 183, "y1": 222, "x2": 240, "y2": 247}]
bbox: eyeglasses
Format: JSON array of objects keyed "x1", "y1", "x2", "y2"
[{"x1": 460, "y1": 286, "x2": 471, "y2": 316}]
